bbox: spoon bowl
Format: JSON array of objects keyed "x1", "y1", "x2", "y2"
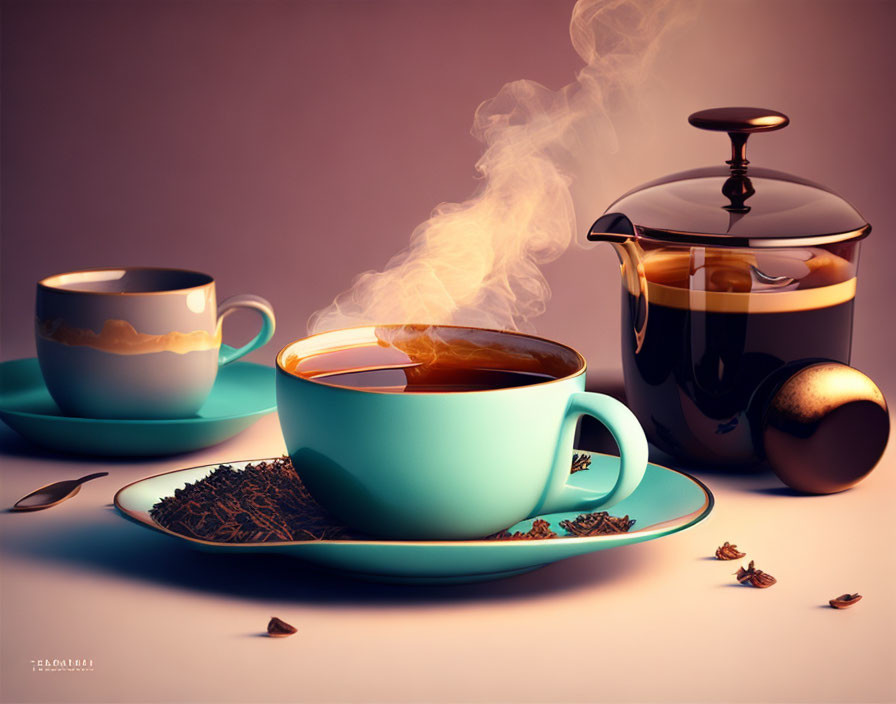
[{"x1": 12, "y1": 472, "x2": 109, "y2": 512}]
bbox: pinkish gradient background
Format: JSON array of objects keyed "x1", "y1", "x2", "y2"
[
  {"x1": 3, "y1": 0, "x2": 895, "y2": 396},
  {"x1": 2, "y1": 4, "x2": 896, "y2": 703}
]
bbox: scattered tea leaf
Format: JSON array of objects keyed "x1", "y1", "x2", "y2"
[
  {"x1": 829, "y1": 593, "x2": 862, "y2": 609},
  {"x1": 570, "y1": 453, "x2": 592, "y2": 474},
  {"x1": 715, "y1": 541, "x2": 746, "y2": 560},
  {"x1": 734, "y1": 560, "x2": 777, "y2": 588},
  {"x1": 267, "y1": 617, "x2": 297, "y2": 637},
  {"x1": 488, "y1": 519, "x2": 558, "y2": 540}
]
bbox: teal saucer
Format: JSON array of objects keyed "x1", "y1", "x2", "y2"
[
  {"x1": 114, "y1": 452, "x2": 713, "y2": 584},
  {"x1": 0, "y1": 358, "x2": 276, "y2": 456}
]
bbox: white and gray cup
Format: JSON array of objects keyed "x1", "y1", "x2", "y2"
[{"x1": 35, "y1": 267, "x2": 275, "y2": 419}]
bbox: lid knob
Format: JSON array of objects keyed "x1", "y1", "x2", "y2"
[
  {"x1": 689, "y1": 107, "x2": 790, "y2": 173},
  {"x1": 761, "y1": 362, "x2": 889, "y2": 494}
]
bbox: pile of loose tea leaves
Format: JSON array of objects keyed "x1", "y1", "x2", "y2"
[
  {"x1": 150, "y1": 455, "x2": 636, "y2": 543},
  {"x1": 559, "y1": 511, "x2": 636, "y2": 537},
  {"x1": 150, "y1": 458, "x2": 358, "y2": 542},
  {"x1": 487, "y1": 511, "x2": 635, "y2": 540}
]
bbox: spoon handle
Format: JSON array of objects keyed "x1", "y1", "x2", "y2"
[{"x1": 74, "y1": 472, "x2": 109, "y2": 485}]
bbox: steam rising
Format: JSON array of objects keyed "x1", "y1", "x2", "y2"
[{"x1": 309, "y1": 0, "x2": 686, "y2": 335}]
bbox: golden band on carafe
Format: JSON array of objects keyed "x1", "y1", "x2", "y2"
[
  {"x1": 641, "y1": 278, "x2": 856, "y2": 314},
  {"x1": 622, "y1": 248, "x2": 857, "y2": 314}
]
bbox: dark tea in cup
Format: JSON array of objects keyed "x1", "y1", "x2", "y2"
[{"x1": 281, "y1": 326, "x2": 571, "y2": 393}]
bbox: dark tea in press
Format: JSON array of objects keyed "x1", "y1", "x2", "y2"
[{"x1": 621, "y1": 247, "x2": 856, "y2": 465}]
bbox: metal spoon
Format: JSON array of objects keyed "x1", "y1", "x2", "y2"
[
  {"x1": 749, "y1": 264, "x2": 796, "y2": 288},
  {"x1": 11, "y1": 472, "x2": 109, "y2": 512}
]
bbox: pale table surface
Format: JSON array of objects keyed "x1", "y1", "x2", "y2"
[{"x1": 1, "y1": 405, "x2": 894, "y2": 704}]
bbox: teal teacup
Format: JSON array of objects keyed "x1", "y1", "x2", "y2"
[{"x1": 276, "y1": 325, "x2": 647, "y2": 540}]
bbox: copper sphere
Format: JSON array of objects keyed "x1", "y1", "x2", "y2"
[{"x1": 762, "y1": 362, "x2": 889, "y2": 494}]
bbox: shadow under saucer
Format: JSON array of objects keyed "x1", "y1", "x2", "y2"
[{"x1": 4, "y1": 511, "x2": 658, "y2": 606}]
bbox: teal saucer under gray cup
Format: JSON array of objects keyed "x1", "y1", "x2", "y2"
[{"x1": 276, "y1": 325, "x2": 648, "y2": 540}]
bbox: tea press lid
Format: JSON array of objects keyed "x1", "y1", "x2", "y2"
[{"x1": 593, "y1": 107, "x2": 871, "y2": 248}]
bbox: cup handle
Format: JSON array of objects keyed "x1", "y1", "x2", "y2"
[
  {"x1": 532, "y1": 392, "x2": 648, "y2": 517},
  {"x1": 216, "y1": 294, "x2": 276, "y2": 366}
]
